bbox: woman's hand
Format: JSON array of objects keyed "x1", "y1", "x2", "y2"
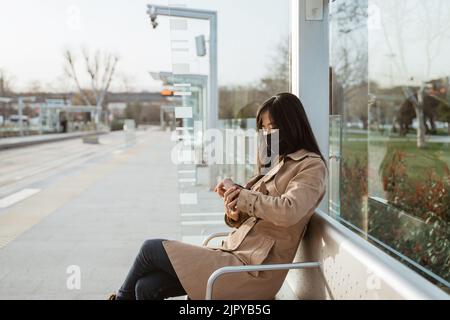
[
  {"x1": 214, "y1": 178, "x2": 236, "y2": 198},
  {"x1": 224, "y1": 185, "x2": 242, "y2": 218},
  {"x1": 215, "y1": 179, "x2": 243, "y2": 222}
]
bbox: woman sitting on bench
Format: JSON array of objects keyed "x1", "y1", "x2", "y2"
[{"x1": 109, "y1": 92, "x2": 327, "y2": 300}]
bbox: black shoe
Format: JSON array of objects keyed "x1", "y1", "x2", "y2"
[{"x1": 107, "y1": 293, "x2": 117, "y2": 300}]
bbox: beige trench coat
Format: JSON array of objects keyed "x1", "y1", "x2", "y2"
[{"x1": 162, "y1": 149, "x2": 327, "y2": 300}]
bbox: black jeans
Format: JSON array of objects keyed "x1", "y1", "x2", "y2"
[{"x1": 117, "y1": 239, "x2": 187, "y2": 300}]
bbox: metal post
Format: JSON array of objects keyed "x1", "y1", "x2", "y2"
[
  {"x1": 291, "y1": 0, "x2": 329, "y2": 213},
  {"x1": 18, "y1": 97, "x2": 23, "y2": 136},
  {"x1": 209, "y1": 14, "x2": 218, "y2": 133},
  {"x1": 147, "y1": 4, "x2": 219, "y2": 188},
  {"x1": 147, "y1": 5, "x2": 218, "y2": 131},
  {"x1": 39, "y1": 104, "x2": 43, "y2": 134},
  {"x1": 56, "y1": 109, "x2": 61, "y2": 133},
  {"x1": 160, "y1": 106, "x2": 164, "y2": 130},
  {"x1": 95, "y1": 103, "x2": 101, "y2": 128},
  {"x1": 47, "y1": 108, "x2": 51, "y2": 131}
]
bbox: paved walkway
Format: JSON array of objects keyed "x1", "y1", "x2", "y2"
[{"x1": 0, "y1": 128, "x2": 182, "y2": 299}]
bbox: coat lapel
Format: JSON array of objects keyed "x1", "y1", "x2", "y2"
[
  {"x1": 244, "y1": 174, "x2": 264, "y2": 189},
  {"x1": 261, "y1": 158, "x2": 285, "y2": 184},
  {"x1": 245, "y1": 159, "x2": 284, "y2": 191},
  {"x1": 256, "y1": 149, "x2": 321, "y2": 186},
  {"x1": 246, "y1": 150, "x2": 321, "y2": 190}
]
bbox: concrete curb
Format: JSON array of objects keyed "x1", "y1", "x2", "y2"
[{"x1": 0, "y1": 131, "x2": 109, "y2": 150}]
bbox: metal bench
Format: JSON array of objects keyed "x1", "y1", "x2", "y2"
[{"x1": 202, "y1": 232, "x2": 321, "y2": 300}]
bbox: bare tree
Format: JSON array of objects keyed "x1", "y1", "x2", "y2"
[
  {"x1": 63, "y1": 48, "x2": 119, "y2": 123},
  {"x1": 376, "y1": 0, "x2": 450, "y2": 148},
  {"x1": 219, "y1": 37, "x2": 291, "y2": 120},
  {"x1": 334, "y1": 0, "x2": 368, "y2": 34},
  {"x1": 119, "y1": 73, "x2": 136, "y2": 93},
  {"x1": 331, "y1": 0, "x2": 368, "y2": 127},
  {"x1": 64, "y1": 49, "x2": 92, "y2": 106},
  {"x1": 26, "y1": 80, "x2": 40, "y2": 93},
  {"x1": 260, "y1": 37, "x2": 291, "y2": 95},
  {"x1": 0, "y1": 69, "x2": 15, "y2": 124}
]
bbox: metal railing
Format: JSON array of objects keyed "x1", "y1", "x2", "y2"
[{"x1": 202, "y1": 232, "x2": 321, "y2": 300}]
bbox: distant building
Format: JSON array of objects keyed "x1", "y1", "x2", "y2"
[
  {"x1": 108, "y1": 103, "x2": 127, "y2": 118},
  {"x1": 105, "y1": 92, "x2": 180, "y2": 123}
]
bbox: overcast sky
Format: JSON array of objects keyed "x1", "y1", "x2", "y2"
[
  {"x1": 368, "y1": 0, "x2": 450, "y2": 87},
  {"x1": 2, "y1": 0, "x2": 448, "y2": 94},
  {"x1": 329, "y1": 0, "x2": 450, "y2": 89},
  {"x1": 0, "y1": 0, "x2": 290, "y2": 92}
]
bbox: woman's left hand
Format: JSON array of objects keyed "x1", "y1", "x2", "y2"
[{"x1": 224, "y1": 186, "x2": 242, "y2": 212}]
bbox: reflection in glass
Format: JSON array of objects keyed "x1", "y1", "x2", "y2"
[{"x1": 330, "y1": 0, "x2": 450, "y2": 291}]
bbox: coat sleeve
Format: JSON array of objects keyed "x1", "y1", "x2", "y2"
[
  {"x1": 223, "y1": 174, "x2": 263, "y2": 228},
  {"x1": 236, "y1": 158, "x2": 327, "y2": 227}
]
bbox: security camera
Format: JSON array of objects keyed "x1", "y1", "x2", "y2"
[
  {"x1": 150, "y1": 16, "x2": 158, "y2": 29},
  {"x1": 147, "y1": 5, "x2": 159, "y2": 29}
]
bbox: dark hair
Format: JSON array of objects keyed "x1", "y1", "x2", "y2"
[{"x1": 256, "y1": 92, "x2": 326, "y2": 164}]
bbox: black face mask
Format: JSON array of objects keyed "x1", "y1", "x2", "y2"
[{"x1": 258, "y1": 132, "x2": 282, "y2": 169}]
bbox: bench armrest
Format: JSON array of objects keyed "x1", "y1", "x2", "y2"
[
  {"x1": 205, "y1": 262, "x2": 321, "y2": 300},
  {"x1": 202, "y1": 232, "x2": 230, "y2": 247}
]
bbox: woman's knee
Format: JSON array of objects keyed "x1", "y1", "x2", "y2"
[
  {"x1": 142, "y1": 238, "x2": 165, "y2": 250},
  {"x1": 140, "y1": 239, "x2": 165, "y2": 257}
]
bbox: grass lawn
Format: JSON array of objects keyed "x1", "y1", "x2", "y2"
[{"x1": 341, "y1": 132, "x2": 450, "y2": 182}]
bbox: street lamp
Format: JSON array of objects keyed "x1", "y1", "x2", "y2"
[{"x1": 146, "y1": 4, "x2": 218, "y2": 132}]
